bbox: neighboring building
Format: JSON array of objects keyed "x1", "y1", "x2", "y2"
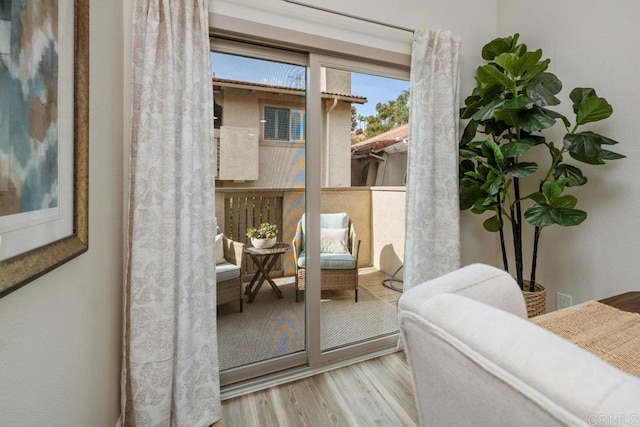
[
  {"x1": 351, "y1": 123, "x2": 408, "y2": 186},
  {"x1": 213, "y1": 69, "x2": 366, "y2": 188}
]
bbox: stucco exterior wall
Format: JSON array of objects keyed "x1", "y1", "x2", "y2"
[
  {"x1": 216, "y1": 86, "x2": 353, "y2": 188},
  {"x1": 371, "y1": 187, "x2": 405, "y2": 276}
]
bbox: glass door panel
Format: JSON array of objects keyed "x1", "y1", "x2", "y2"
[
  {"x1": 211, "y1": 46, "x2": 308, "y2": 378},
  {"x1": 316, "y1": 65, "x2": 409, "y2": 353}
]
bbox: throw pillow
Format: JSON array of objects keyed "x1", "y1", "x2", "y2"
[
  {"x1": 215, "y1": 234, "x2": 225, "y2": 264},
  {"x1": 320, "y1": 228, "x2": 349, "y2": 254}
]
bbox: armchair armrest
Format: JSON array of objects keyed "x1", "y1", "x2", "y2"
[
  {"x1": 399, "y1": 264, "x2": 527, "y2": 319},
  {"x1": 223, "y1": 236, "x2": 245, "y2": 269}
]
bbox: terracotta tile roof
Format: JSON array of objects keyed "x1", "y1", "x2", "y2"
[
  {"x1": 351, "y1": 123, "x2": 409, "y2": 154},
  {"x1": 212, "y1": 77, "x2": 367, "y2": 104}
]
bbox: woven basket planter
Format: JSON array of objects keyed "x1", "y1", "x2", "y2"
[{"x1": 522, "y1": 281, "x2": 546, "y2": 318}]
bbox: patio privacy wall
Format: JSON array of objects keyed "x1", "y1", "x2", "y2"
[{"x1": 215, "y1": 187, "x2": 400, "y2": 276}]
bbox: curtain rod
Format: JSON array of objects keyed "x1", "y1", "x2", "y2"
[{"x1": 282, "y1": 0, "x2": 415, "y2": 34}]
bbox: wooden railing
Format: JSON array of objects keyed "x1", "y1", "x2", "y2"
[{"x1": 218, "y1": 189, "x2": 286, "y2": 277}]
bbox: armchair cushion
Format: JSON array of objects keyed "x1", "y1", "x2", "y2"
[
  {"x1": 215, "y1": 262, "x2": 241, "y2": 282},
  {"x1": 320, "y1": 228, "x2": 349, "y2": 254},
  {"x1": 215, "y1": 233, "x2": 225, "y2": 264},
  {"x1": 296, "y1": 251, "x2": 356, "y2": 270}
]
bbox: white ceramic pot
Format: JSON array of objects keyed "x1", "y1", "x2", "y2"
[{"x1": 251, "y1": 237, "x2": 276, "y2": 249}]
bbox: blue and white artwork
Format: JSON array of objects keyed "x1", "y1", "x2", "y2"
[{"x1": 0, "y1": 0, "x2": 59, "y2": 217}]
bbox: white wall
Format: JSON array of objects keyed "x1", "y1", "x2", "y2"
[
  {"x1": 0, "y1": 1, "x2": 124, "y2": 426},
  {"x1": 497, "y1": 0, "x2": 640, "y2": 305}
]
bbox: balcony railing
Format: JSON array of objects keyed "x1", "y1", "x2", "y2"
[{"x1": 215, "y1": 186, "x2": 406, "y2": 281}]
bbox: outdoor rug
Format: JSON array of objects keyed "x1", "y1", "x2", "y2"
[{"x1": 217, "y1": 280, "x2": 399, "y2": 371}]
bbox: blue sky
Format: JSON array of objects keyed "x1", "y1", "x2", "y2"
[{"x1": 211, "y1": 52, "x2": 409, "y2": 123}]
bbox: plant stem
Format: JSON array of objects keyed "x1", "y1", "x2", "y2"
[
  {"x1": 496, "y1": 192, "x2": 509, "y2": 272},
  {"x1": 530, "y1": 226, "x2": 541, "y2": 292},
  {"x1": 512, "y1": 176, "x2": 524, "y2": 289}
]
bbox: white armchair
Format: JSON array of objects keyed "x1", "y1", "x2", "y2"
[{"x1": 398, "y1": 264, "x2": 640, "y2": 426}]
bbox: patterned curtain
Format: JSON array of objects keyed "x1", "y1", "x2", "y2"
[
  {"x1": 122, "y1": 0, "x2": 220, "y2": 425},
  {"x1": 404, "y1": 29, "x2": 462, "y2": 291}
]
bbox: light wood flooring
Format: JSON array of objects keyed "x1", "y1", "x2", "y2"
[{"x1": 215, "y1": 351, "x2": 418, "y2": 427}]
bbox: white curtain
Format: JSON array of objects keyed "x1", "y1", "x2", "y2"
[
  {"x1": 122, "y1": 0, "x2": 220, "y2": 425},
  {"x1": 404, "y1": 29, "x2": 462, "y2": 291}
]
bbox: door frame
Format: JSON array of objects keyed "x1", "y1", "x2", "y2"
[{"x1": 212, "y1": 37, "x2": 410, "y2": 391}]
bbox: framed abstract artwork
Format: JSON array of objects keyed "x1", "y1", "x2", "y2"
[{"x1": 0, "y1": 0, "x2": 89, "y2": 298}]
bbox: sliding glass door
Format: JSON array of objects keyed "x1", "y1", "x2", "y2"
[
  {"x1": 308, "y1": 54, "x2": 408, "y2": 366},
  {"x1": 212, "y1": 40, "x2": 409, "y2": 386}
]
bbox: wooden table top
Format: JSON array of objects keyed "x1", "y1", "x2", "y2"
[
  {"x1": 600, "y1": 291, "x2": 640, "y2": 315},
  {"x1": 244, "y1": 242, "x2": 290, "y2": 256}
]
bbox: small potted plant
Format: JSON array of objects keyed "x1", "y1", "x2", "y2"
[{"x1": 246, "y1": 222, "x2": 279, "y2": 249}]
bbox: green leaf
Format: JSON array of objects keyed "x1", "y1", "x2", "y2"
[
  {"x1": 482, "y1": 36, "x2": 513, "y2": 60},
  {"x1": 599, "y1": 149, "x2": 626, "y2": 160},
  {"x1": 465, "y1": 95, "x2": 482, "y2": 107},
  {"x1": 484, "y1": 119, "x2": 511, "y2": 137},
  {"x1": 472, "y1": 198, "x2": 496, "y2": 214},
  {"x1": 522, "y1": 58, "x2": 550, "y2": 81},
  {"x1": 502, "y1": 96, "x2": 531, "y2": 110},
  {"x1": 460, "y1": 159, "x2": 475, "y2": 174},
  {"x1": 524, "y1": 191, "x2": 546, "y2": 204},
  {"x1": 460, "y1": 185, "x2": 486, "y2": 210},
  {"x1": 494, "y1": 52, "x2": 518, "y2": 74},
  {"x1": 524, "y1": 204, "x2": 587, "y2": 227},
  {"x1": 540, "y1": 107, "x2": 570, "y2": 128},
  {"x1": 472, "y1": 99, "x2": 506, "y2": 121},
  {"x1": 576, "y1": 96, "x2": 613, "y2": 125},
  {"x1": 501, "y1": 140, "x2": 535, "y2": 158},
  {"x1": 505, "y1": 162, "x2": 538, "y2": 178},
  {"x1": 553, "y1": 164, "x2": 588, "y2": 187},
  {"x1": 460, "y1": 148, "x2": 480, "y2": 159},
  {"x1": 569, "y1": 152, "x2": 605, "y2": 165},
  {"x1": 461, "y1": 96, "x2": 485, "y2": 119},
  {"x1": 512, "y1": 49, "x2": 543, "y2": 77},
  {"x1": 553, "y1": 195, "x2": 578, "y2": 209},
  {"x1": 484, "y1": 138, "x2": 504, "y2": 165},
  {"x1": 524, "y1": 204, "x2": 555, "y2": 227},
  {"x1": 525, "y1": 72, "x2": 562, "y2": 107},
  {"x1": 542, "y1": 180, "x2": 562, "y2": 203},
  {"x1": 563, "y1": 131, "x2": 608, "y2": 157},
  {"x1": 494, "y1": 109, "x2": 520, "y2": 126},
  {"x1": 461, "y1": 120, "x2": 479, "y2": 145},
  {"x1": 519, "y1": 107, "x2": 556, "y2": 133},
  {"x1": 483, "y1": 215, "x2": 501, "y2": 232},
  {"x1": 553, "y1": 207, "x2": 587, "y2": 226},
  {"x1": 480, "y1": 176, "x2": 503, "y2": 195},
  {"x1": 477, "y1": 65, "x2": 515, "y2": 92},
  {"x1": 570, "y1": 88, "x2": 596, "y2": 114}
]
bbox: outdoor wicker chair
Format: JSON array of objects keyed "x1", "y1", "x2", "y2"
[
  {"x1": 215, "y1": 234, "x2": 245, "y2": 312},
  {"x1": 292, "y1": 213, "x2": 361, "y2": 302}
]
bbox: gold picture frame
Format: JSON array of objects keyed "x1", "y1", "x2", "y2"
[{"x1": 0, "y1": 0, "x2": 89, "y2": 298}]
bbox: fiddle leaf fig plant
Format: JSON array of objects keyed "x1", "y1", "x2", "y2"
[{"x1": 459, "y1": 34, "x2": 625, "y2": 291}]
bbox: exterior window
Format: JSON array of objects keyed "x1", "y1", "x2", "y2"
[{"x1": 264, "y1": 106, "x2": 305, "y2": 142}]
